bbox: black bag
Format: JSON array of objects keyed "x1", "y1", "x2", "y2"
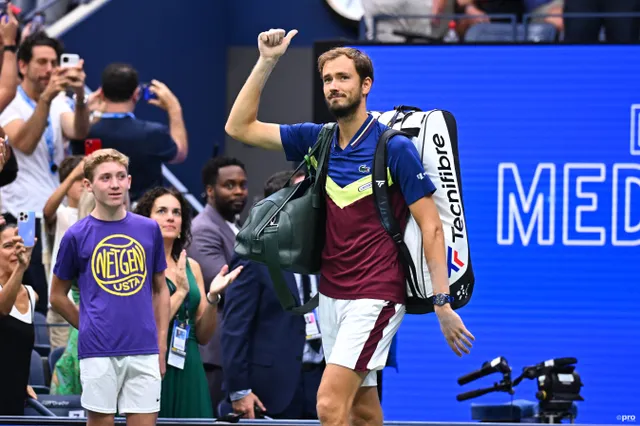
[
  {"x1": 371, "y1": 106, "x2": 475, "y2": 314},
  {"x1": 234, "y1": 123, "x2": 336, "y2": 314}
]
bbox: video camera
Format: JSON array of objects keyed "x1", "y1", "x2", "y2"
[{"x1": 456, "y1": 356, "x2": 584, "y2": 423}]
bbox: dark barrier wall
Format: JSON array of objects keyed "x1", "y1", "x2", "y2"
[
  {"x1": 227, "y1": 0, "x2": 356, "y2": 46},
  {"x1": 58, "y1": 0, "x2": 354, "y2": 198}
]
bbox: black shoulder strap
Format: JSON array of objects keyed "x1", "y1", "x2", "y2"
[
  {"x1": 288, "y1": 122, "x2": 335, "y2": 183},
  {"x1": 371, "y1": 129, "x2": 421, "y2": 300}
]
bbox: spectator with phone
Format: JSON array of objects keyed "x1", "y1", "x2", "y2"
[
  {"x1": 41, "y1": 155, "x2": 84, "y2": 349},
  {"x1": 0, "y1": 32, "x2": 91, "y2": 313},
  {"x1": 0, "y1": 219, "x2": 38, "y2": 415},
  {"x1": 70, "y1": 62, "x2": 188, "y2": 204}
]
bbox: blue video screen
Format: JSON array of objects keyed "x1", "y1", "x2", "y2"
[{"x1": 351, "y1": 44, "x2": 640, "y2": 423}]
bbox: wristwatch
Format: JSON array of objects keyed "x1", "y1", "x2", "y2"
[
  {"x1": 206, "y1": 292, "x2": 221, "y2": 305},
  {"x1": 433, "y1": 293, "x2": 454, "y2": 306}
]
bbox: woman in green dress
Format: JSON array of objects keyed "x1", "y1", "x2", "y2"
[{"x1": 135, "y1": 187, "x2": 243, "y2": 418}]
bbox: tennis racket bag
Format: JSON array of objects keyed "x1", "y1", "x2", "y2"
[{"x1": 370, "y1": 106, "x2": 475, "y2": 314}]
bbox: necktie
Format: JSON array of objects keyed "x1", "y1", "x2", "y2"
[{"x1": 301, "y1": 275, "x2": 322, "y2": 353}]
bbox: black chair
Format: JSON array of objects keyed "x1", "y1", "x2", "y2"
[
  {"x1": 24, "y1": 395, "x2": 85, "y2": 417},
  {"x1": 48, "y1": 346, "x2": 65, "y2": 374},
  {"x1": 29, "y1": 349, "x2": 50, "y2": 394},
  {"x1": 33, "y1": 311, "x2": 51, "y2": 357}
]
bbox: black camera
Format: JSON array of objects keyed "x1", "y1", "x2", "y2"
[
  {"x1": 457, "y1": 356, "x2": 584, "y2": 423},
  {"x1": 535, "y1": 367, "x2": 584, "y2": 422}
]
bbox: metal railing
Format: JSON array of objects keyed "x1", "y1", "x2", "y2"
[
  {"x1": 366, "y1": 11, "x2": 640, "y2": 42},
  {"x1": 369, "y1": 13, "x2": 518, "y2": 40}
]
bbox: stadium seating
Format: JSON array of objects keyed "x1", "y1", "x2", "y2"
[
  {"x1": 464, "y1": 22, "x2": 557, "y2": 42},
  {"x1": 24, "y1": 395, "x2": 85, "y2": 417},
  {"x1": 33, "y1": 311, "x2": 50, "y2": 357},
  {"x1": 29, "y1": 349, "x2": 50, "y2": 395},
  {"x1": 48, "y1": 346, "x2": 65, "y2": 375}
]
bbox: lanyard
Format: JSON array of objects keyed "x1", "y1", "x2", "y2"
[
  {"x1": 18, "y1": 86, "x2": 57, "y2": 174},
  {"x1": 182, "y1": 292, "x2": 190, "y2": 323},
  {"x1": 101, "y1": 112, "x2": 135, "y2": 119}
]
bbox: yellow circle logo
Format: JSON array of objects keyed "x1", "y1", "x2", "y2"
[{"x1": 91, "y1": 234, "x2": 147, "y2": 296}]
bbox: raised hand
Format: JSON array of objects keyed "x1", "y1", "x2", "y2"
[
  {"x1": 174, "y1": 250, "x2": 190, "y2": 295},
  {"x1": 257, "y1": 28, "x2": 298, "y2": 60},
  {"x1": 14, "y1": 235, "x2": 35, "y2": 269},
  {"x1": 147, "y1": 79, "x2": 180, "y2": 111},
  {"x1": 208, "y1": 264, "x2": 243, "y2": 301}
]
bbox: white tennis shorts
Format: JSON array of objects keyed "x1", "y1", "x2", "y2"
[
  {"x1": 79, "y1": 354, "x2": 161, "y2": 414},
  {"x1": 318, "y1": 294, "x2": 405, "y2": 387}
]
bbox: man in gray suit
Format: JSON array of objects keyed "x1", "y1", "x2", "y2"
[{"x1": 187, "y1": 156, "x2": 248, "y2": 414}]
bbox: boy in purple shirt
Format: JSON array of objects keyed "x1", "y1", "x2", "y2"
[{"x1": 51, "y1": 148, "x2": 170, "y2": 425}]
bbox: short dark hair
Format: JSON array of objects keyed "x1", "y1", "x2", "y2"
[
  {"x1": 317, "y1": 47, "x2": 374, "y2": 84},
  {"x1": 201, "y1": 156, "x2": 246, "y2": 188},
  {"x1": 263, "y1": 170, "x2": 305, "y2": 198},
  {"x1": 133, "y1": 187, "x2": 193, "y2": 262},
  {"x1": 1, "y1": 213, "x2": 16, "y2": 227},
  {"x1": 101, "y1": 63, "x2": 139, "y2": 102},
  {"x1": 17, "y1": 32, "x2": 64, "y2": 64},
  {"x1": 58, "y1": 155, "x2": 84, "y2": 183}
]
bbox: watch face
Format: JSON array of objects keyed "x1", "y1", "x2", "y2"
[
  {"x1": 434, "y1": 294, "x2": 452, "y2": 305},
  {"x1": 325, "y1": 0, "x2": 364, "y2": 22}
]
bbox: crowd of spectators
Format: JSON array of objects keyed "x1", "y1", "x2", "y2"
[{"x1": 361, "y1": 0, "x2": 640, "y2": 42}]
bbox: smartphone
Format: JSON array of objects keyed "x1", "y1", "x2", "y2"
[
  {"x1": 85, "y1": 139, "x2": 102, "y2": 155},
  {"x1": 141, "y1": 83, "x2": 157, "y2": 101},
  {"x1": 17, "y1": 211, "x2": 36, "y2": 247},
  {"x1": 60, "y1": 53, "x2": 80, "y2": 68}
]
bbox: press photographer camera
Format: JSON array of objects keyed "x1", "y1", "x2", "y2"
[{"x1": 456, "y1": 356, "x2": 584, "y2": 423}]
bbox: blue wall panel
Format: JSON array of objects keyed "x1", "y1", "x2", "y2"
[{"x1": 350, "y1": 44, "x2": 640, "y2": 424}]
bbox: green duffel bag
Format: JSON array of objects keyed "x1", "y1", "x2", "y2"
[{"x1": 234, "y1": 123, "x2": 335, "y2": 314}]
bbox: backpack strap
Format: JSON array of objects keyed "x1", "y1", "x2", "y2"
[{"x1": 371, "y1": 128, "x2": 422, "y2": 300}]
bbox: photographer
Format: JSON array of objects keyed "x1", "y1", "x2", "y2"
[
  {"x1": 71, "y1": 63, "x2": 188, "y2": 204},
  {"x1": 0, "y1": 32, "x2": 90, "y2": 313}
]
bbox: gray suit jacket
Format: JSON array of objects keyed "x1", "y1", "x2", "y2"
[{"x1": 187, "y1": 204, "x2": 237, "y2": 367}]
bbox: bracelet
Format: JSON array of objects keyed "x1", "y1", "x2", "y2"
[{"x1": 206, "y1": 293, "x2": 220, "y2": 305}]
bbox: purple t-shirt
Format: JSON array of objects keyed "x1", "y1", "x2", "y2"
[{"x1": 53, "y1": 212, "x2": 167, "y2": 360}]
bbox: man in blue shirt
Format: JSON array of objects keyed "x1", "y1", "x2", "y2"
[
  {"x1": 225, "y1": 29, "x2": 475, "y2": 426},
  {"x1": 71, "y1": 63, "x2": 188, "y2": 202}
]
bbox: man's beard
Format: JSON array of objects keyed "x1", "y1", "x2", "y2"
[
  {"x1": 215, "y1": 195, "x2": 246, "y2": 221},
  {"x1": 326, "y1": 94, "x2": 361, "y2": 119}
]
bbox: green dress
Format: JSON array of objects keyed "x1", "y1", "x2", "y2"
[
  {"x1": 50, "y1": 284, "x2": 81, "y2": 395},
  {"x1": 159, "y1": 260, "x2": 213, "y2": 418}
]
